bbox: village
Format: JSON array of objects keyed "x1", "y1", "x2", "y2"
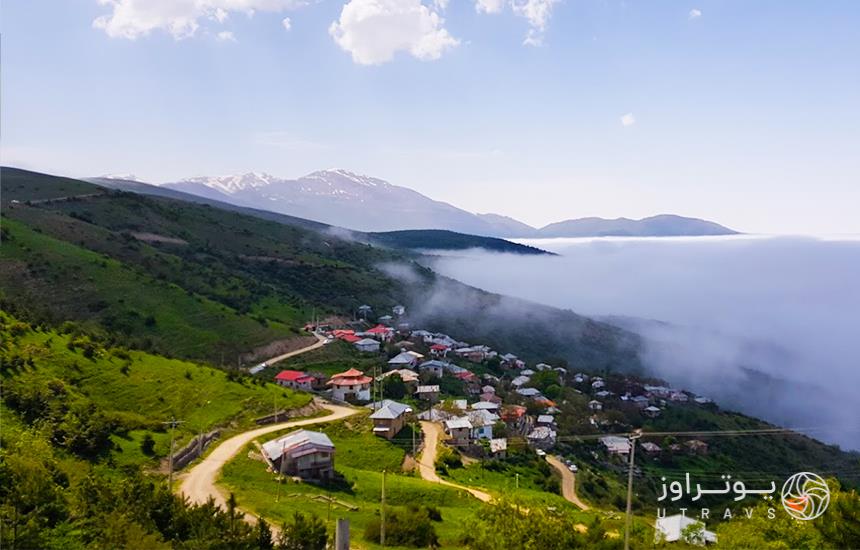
[{"x1": 253, "y1": 303, "x2": 721, "y2": 545}]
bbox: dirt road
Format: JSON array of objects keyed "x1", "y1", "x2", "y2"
[
  {"x1": 417, "y1": 421, "x2": 492, "y2": 503},
  {"x1": 545, "y1": 455, "x2": 589, "y2": 510},
  {"x1": 178, "y1": 402, "x2": 357, "y2": 507},
  {"x1": 263, "y1": 331, "x2": 326, "y2": 366}
]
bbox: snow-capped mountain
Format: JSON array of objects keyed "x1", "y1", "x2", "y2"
[
  {"x1": 155, "y1": 169, "x2": 737, "y2": 237},
  {"x1": 163, "y1": 169, "x2": 527, "y2": 235}
]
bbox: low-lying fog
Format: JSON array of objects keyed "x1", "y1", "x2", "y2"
[{"x1": 427, "y1": 235, "x2": 860, "y2": 451}]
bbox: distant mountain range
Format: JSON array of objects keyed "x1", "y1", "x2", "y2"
[{"x1": 101, "y1": 169, "x2": 738, "y2": 238}]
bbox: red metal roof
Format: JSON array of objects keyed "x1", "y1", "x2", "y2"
[
  {"x1": 275, "y1": 370, "x2": 308, "y2": 382},
  {"x1": 366, "y1": 325, "x2": 392, "y2": 334}
]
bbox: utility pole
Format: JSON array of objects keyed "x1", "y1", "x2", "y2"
[
  {"x1": 276, "y1": 440, "x2": 287, "y2": 502},
  {"x1": 380, "y1": 469, "x2": 387, "y2": 547},
  {"x1": 624, "y1": 429, "x2": 642, "y2": 550},
  {"x1": 162, "y1": 417, "x2": 185, "y2": 488},
  {"x1": 515, "y1": 472, "x2": 520, "y2": 489}
]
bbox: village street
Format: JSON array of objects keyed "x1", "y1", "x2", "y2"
[
  {"x1": 545, "y1": 455, "x2": 589, "y2": 510},
  {"x1": 178, "y1": 401, "x2": 358, "y2": 508},
  {"x1": 418, "y1": 421, "x2": 493, "y2": 503}
]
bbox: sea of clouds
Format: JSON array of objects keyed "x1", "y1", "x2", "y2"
[{"x1": 424, "y1": 235, "x2": 860, "y2": 451}]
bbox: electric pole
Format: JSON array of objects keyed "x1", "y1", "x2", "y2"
[
  {"x1": 624, "y1": 429, "x2": 642, "y2": 550},
  {"x1": 162, "y1": 416, "x2": 185, "y2": 488},
  {"x1": 380, "y1": 469, "x2": 387, "y2": 547},
  {"x1": 276, "y1": 440, "x2": 287, "y2": 502}
]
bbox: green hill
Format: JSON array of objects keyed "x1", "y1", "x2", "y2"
[{"x1": 366, "y1": 229, "x2": 552, "y2": 255}]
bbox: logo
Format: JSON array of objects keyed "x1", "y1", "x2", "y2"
[{"x1": 781, "y1": 472, "x2": 830, "y2": 521}]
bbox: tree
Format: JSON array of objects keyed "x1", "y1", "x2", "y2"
[
  {"x1": 382, "y1": 373, "x2": 407, "y2": 399},
  {"x1": 256, "y1": 518, "x2": 274, "y2": 550},
  {"x1": 277, "y1": 512, "x2": 327, "y2": 550}
]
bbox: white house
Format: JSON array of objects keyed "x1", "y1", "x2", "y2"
[
  {"x1": 511, "y1": 375, "x2": 530, "y2": 388},
  {"x1": 418, "y1": 360, "x2": 448, "y2": 378},
  {"x1": 392, "y1": 305, "x2": 406, "y2": 316},
  {"x1": 354, "y1": 338, "x2": 381, "y2": 353},
  {"x1": 600, "y1": 435, "x2": 631, "y2": 455},
  {"x1": 527, "y1": 426, "x2": 557, "y2": 449},
  {"x1": 588, "y1": 400, "x2": 603, "y2": 411},
  {"x1": 515, "y1": 387, "x2": 542, "y2": 398},
  {"x1": 262, "y1": 429, "x2": 335, "y2": 479},
  {"x1": 328, "y1": 368, "x2": 372, "y2": 401},
  {"x1": 388, "y1": 351, "x2": 419, "y2": 368},
  {"x1": 655, "y1": 515, "x2": 717, "y2": 545},
  {"x1": 467, "y1": 409, "x2": 499, "y2": 440},
  {"x1": 444, "y1": 418, "x2": 473, "y2": 445},
  {"x1": 471, "y1": 401, "x2": 501, "y2": 411}
]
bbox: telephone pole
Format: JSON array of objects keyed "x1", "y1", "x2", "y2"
[
  {"x1": 380, "y1": 469, "x2": 387, "y2": 547},
  {"x1": 624, "y1": 429, "x2": 642, "y2": 550},
  {"x1": 162, "y1": 416, "x2": 185, "y2": 488}
]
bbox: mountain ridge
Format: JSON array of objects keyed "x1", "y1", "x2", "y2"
[{"x1": 102, "y1": 169, "x2": 739, "y2": 238}]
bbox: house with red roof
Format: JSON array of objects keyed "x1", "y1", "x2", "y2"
[
  {"x1": 365, "y1": 324, "x2": 394, "y2": 341},
  {"x1": 275, "y1": 370, "x2": 316, "y2": 391},
  {"x1": 328, "y1": 368, "x2": 373, "y2": 402},
  {"x1": 429, "y1": 343, "x2": 449, "y2": 357}
]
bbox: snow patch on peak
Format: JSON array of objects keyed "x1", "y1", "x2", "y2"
[
  {"x1": 101, "y1": 173, "x2": 141, "y2": 182},
  {"x1": 179, "y1": 172, "x2": 278, "y2": 194},
  {"x1": 302, "y1": 168, "x2": 390, "y2": 188}
]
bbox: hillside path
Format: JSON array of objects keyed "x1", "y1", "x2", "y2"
[
  {"x1": 545, "y1": 455, "x2": 589, "y2": 510},
  {"x1": 417, "y1": 421, "x2": 492, "y2": 503},
  {"x1": 178, "y1": 402, "x2": 357, "y2": 508},
  {"x1": 264, "y1": 331, "x2": 326, "y2": 366}
]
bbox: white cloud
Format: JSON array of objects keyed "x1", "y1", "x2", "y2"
[
  {"x1": 474, "y1": 0, "x2": 503, "y2": 14},
  {"x1": 689, "y1": 8, "x2": 702, "y2": 20},
  {"x1": 329, "y1": 0, "x2": 459, "y2": 65},
  {"x1": 476, "y1": 0, "x2": 559, "y2": 46},
  {"x1": 282, "y1": 16, "x2": 292, "y2": 30},
  {"x1": 93, "y1": 0, "x2": 308, "y2": 40},
  {"x1": 216, "y1": 30, "x2": 236, "y2": 41},
  {"x1": 620, "y1": 113, "x2": 636, "y2": 127}
]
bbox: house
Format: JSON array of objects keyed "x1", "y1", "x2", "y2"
[
  {"x1": 262, "y1": 429, "x2": 335, "y2": 480},
  {"x1": 479, "y1": 392, "x2": 502, "y2": 404},
  {"x1": 527, "y1": 426, "x2": 557, "y2": 449},
  {"x1": 481, "y1": 385, "x2": 495, "y2": 395},
  {"x1": 684, "y1": 440, "x2": 709, "y2": 455},
  {"x1": 275, "y1": 370, "x2": 316, "y2": 391},
  {"x1": 600, "y1": 435, "x2": 631, "y2": 456},
  {"x1": 573, "y1": 373, "x2": 589, "y2": 384},
  {"x1": 444, "y1": 418, "x2": 473, "y2": 446},
  {"x1": 644, "y1": 385, "x2": 671, "y2": 398},
  {"x1": 501, "y1": 405, "x2": 527, "y2": 430},
  {"x1": 499, "y1": 353, "x2": 518, "y2": 368},
  {"x1": 416, "y1": 385, "x2": 440, "y2": 401},
  {"x1": 453, "y1": 346, "x2": 488, "y2": 363},
  {"x1": 411, "y1": 329, "x2": 432, "y2": 342},
  {"x1": 377, "y1": 315, "x2": 394, "y2": 325},
  {"x1": 595, "y1": 390, "x2": 612, "y2": 399},
  {"x1": 328, "y1": 368, "x2": 372, "y2": 402},
  {"x1": 535, "y1": 363, "x2": 552, "y2": 371},
  {"x1": 536, "y1": 414, "x2": 556, "y2": 427},
  {"x1": 588, "y1": 400, "x2": 603, "y2": 411},
  {"x1": 369, "y1": 401, "x2": 413, "y2": 439},
  {"x1": 694, "y1": 396, "x2": 712, "y2": 405},
  {"x1": 521, "y1": 369, "x2": 535, "y2": 377},
  {"x1": 655, "y1": 515, "x2": 717, "y2": 545},
  {"x1": 516, "y1": 387, "x2": 542, "y2": 398},
  {"x1": 429, "y1": 343, "x2": 449, "y2": 357},
  {"x1": 357, "y1": 305, "x2": 373, "y2": 317},
  {"x1": 378, "y1": 368, "x2": 420, "y2": 385},
  {"x1": 388, "y1": 352, "x2": 419, "y2": 368},
  {"x1": 392, "y1": 305, "x2": 406, "y2": 316},
  {"x1": 641, "y1": 442, "x2": 662, "y2": 456},
  {"x1": 366, "y1": 324, "x2": 394, "y2": 341},
  {"x1": 354, "y1": 338, "x2": 381, "y2": 353},
  {"x1": 511, "y1": 375, "x2": 530, "y2": 388},
  {"x1": 643, "y1": 406, "x2": 662, "y2": 418},
  {"x1": 418, "y1": 360, "x2": 448, "y2": 378},
  {"x1": 472, "y1": 401, "x2": 501, "y2": 411},
  {"x1": 452, "y1": 399, "x2": 468, "y2": 411},
  {"x1": 592, "y1": 379, "x2": 606, "y2": 389},
  {"x1": 670, "y1": 391, "x2": 689, "y2": 403},
  {"x1": 631, "y1": 395, "x2": 650, "y2": 408},
  {"x1": 489, "y1": 438, "x2": 508, "y2": 459},
  {"x1": 467, "y1": 409, "x2": 499, "y2": 440}
]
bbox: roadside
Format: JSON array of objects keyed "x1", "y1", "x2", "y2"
[
  {"x1": 545, "y1": 455, "x2": 590, "y2": 510},
  {"x1": 417, "y1": 421, "x2": 492, "y2": 503}
]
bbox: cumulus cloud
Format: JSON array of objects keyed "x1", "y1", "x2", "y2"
[
  {"x1": 93, "y1": 0, "x2": 307, "y2": 40},
  {"x1": 216, "y1": 30, "x2": 237, "y2": 41},
  {"x1": 474, "y1": 0, "x2": 558, "y2": 46},
  {"x1": 426, "y1": 236, "x2": 860, "y2": 450},
  {"x1": 475, "y1": 0, "x2": 504, "y2": 14},
  {"x1": 620, "y1": 112, "x2": 636, "y2": 126},
  {"x1": 282, "y1": 16, "x2": 292, "y2": 30},
  {"x1": 689, "y1": 8, "x2": 702, "y2": 19},
  {"x1": 329, "y1": 0, "x2": 459, "y2": 65}
]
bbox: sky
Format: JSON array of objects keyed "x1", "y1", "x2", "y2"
[{"x1": 2, "y1": 1, "x2": 859, "y2": 234}]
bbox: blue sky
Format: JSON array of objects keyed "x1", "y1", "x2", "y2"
[{"x1": 3, "y1": 1, "x2": 858, "y2": 233}]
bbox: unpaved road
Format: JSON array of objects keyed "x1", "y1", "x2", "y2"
[
  {"x1": 263, "y1": 331, "x2": 326, "y2": 366},
  {"x1": 545, "y1": 455, "x2": 589, "y2": 510},
  {"x1": 417, "y1": 421, "x2": 492, "y2": 503},
  {"x1": 178, "y1": 402, "x2": 358, "y2": 507}
]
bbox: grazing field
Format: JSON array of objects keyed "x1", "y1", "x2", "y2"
[{"x1": 219, "y1": 415, "x2": 484, "y2": 549}]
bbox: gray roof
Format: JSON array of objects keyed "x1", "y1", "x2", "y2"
[
  {"x1": 516, "y1": 387, "x2": 541, "y2": 397},
  {"x1": 354, "y1": 338, "x2": 379, "y2": 346},
  {"x1": 471, "y1": 401, "x2": 500, "y2": 410},
  {"x1": 416, "y1": 385, "x2": 440, "y2": 393},
  {"x1": 419, "y1": 360, "x2": 450, "y2": 369},
  {"x1": 262, "y1": 429, "x2": 334, "y2": 461},
  {"x1": 537, "y1": 415, "x2": 555, "y2": 424},
  {"x1": 445, "y1": 418, "x2": 473, "y2": 430},
  {"x1": 369, "y1": 401, "x2": 412, "y2": 420},
  {"x1": 388, "y1": 352, "x2": 417, "y2": 364}
]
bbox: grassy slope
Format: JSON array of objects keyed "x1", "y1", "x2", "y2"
[
  {"x1": 0, "y1": 313, "x2": 311, "y2": 467},
  {"x1": 220, "y1": 415, "x2": 482, "y2": 549},
  {"x1": 366, "y1": 229, "x2": 552, "y2": 255}
]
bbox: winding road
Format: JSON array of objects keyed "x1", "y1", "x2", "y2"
[
  {"x1": 417, "y1": 421, "x2": 492, "y2": 503},
  {"x1": 545, "y1": 455, "x2": 589, "y2": 510},
  {"x1": 179, "y1": 401, "x2": 358, "y2": 507}
]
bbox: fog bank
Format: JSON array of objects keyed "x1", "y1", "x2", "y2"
[{"x1": 427, "y1": 235, "x2": 860, "y2": 450}]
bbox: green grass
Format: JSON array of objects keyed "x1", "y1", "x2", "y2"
[
  {"x1": 267, "y1": 339, "x2": 383, "y2": 377},
  {"x1": 220, "y1": 416, "x2": 483, "y2": 549},
  {"x1": 0, "y1": 315, "x2": 312, "y2": 467}
]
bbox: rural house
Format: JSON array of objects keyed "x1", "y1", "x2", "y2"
[
  {"x1": 369, "y1": 401, "x2": 412, "y2": 439},
  {"x1": 328, "y1": 368, "x2": 372, "y2": 402},
  {"x1": 354, "y1": 338, "x2": 381, "y2": 353},
  {"x1": 262, "y1": 429, "x2": 335, "y2": 480},
  {"x1": 600, "y1": 435, "x2": 631, "y2": 456},
  {"x1": 416, "y1": 385, "x2": 441, "y2": 401},
  {"x1": 274, "y1": 370, "x2": 315, "y2": 391},
  {"x1": 444, "y1": 418, "x2": 473, "y2": 446}
]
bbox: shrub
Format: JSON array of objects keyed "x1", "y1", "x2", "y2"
[{"x1": 364, "y1": 505, "x2": 439, "y2": 547}]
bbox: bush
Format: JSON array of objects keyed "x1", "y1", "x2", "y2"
[
  {"x1": 141, "y1": 434, "x2": 156, "y2": 456},
  {"x1": 364, "y1": 505, "x2": 439, "y2": 547}
]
